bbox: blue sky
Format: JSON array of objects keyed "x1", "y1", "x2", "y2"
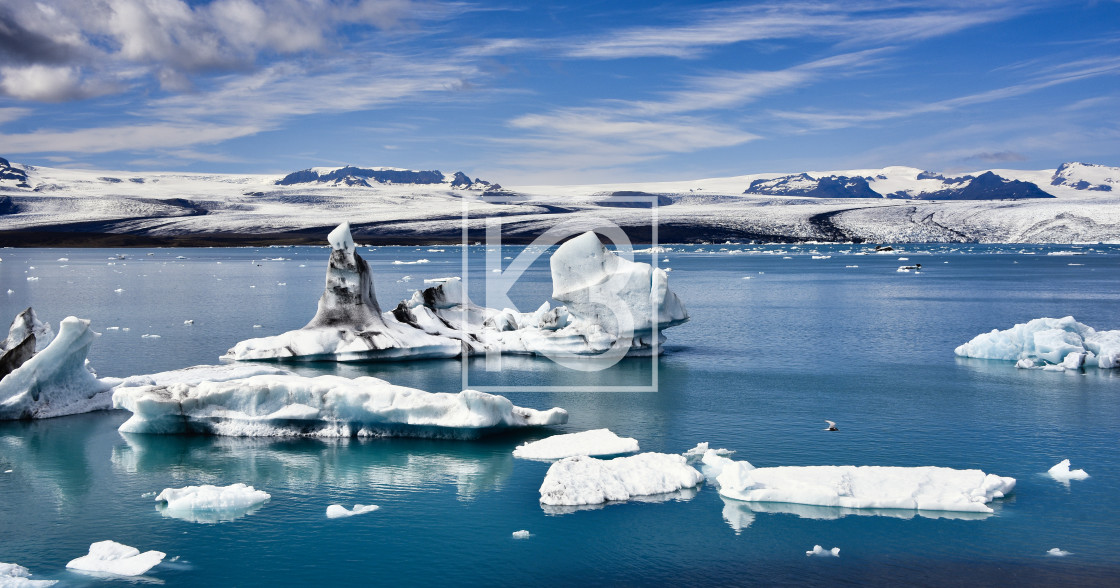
[{"x1": 0, "y1": 0, "x2": 1117, "y2": 184}]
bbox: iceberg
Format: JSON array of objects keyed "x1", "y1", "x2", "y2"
[
  {"x1": 538, "y1": 453, "x2": 704, "y2": 507},
  {"x1": 512, "y1": 530, "x2": 531, "y2": 539},
  {"x1": 716, "y1": 459, "x2": 1015, "y2": 514},
  {"x1": 0, "y1": 563, "x2": 57, "y2": 587},
  {"x1": 1047, "y1": 548, "x2": 1070, "y2": 557},
  {"x1": 223, "y1": 222, "x2": 688, "y2": 362},
  {"x1": 155, "y1": 483, "x2": 271, "y2": 523},
  {"x1": 1047, "y1": 459, "x2": 1089, "y2": 483},
  {"x1": 65, "y1": 540, "x2": 165, "y2": 577},
  {"x1": 0, "y1": 317, "x2": 113, "y2": 419},
  {"x1": 326, "y1": 504, "x2": 379, "y2": 518},
  {"x1": 954, "y1": 316, "x2": 1120, "y2": 370},
  {"x1": 513, "y1": 429, "x2": 639, "y2": 460},
  {"x1": 113, "y1": 373, "x2": 567, "y2": 437},
  {"x1": 806, "y1": 545, "x2": 840, "y2": 557}
]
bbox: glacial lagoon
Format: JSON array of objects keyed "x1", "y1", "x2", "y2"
[{"x1": 1, "y1": 243, "x2": 1119, "y2": 586}]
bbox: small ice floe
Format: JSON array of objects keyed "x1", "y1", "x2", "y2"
[
  {"x1": 326, "y1": 504, "x2": 379, "y2": 519},
  {"x1": 845, "y1": 265, "x2": 859, "y2": 268},
  {"x1": 1047, "y1": 459, "x2": 1089, "y2": 483},
  {"x1": 1047, "y1": 548, "x2": 1070, "y2": 557},
  {"x1": 513, "y1": 429, "x2": 639, "y2": 460},
  {"x1": 538, "y1": 453, "x2": 703, "y2": 508},
  {"x1": 1068, "y1": 263, "x2": 1084, "y2": 266},
  {"x1": 277, "y1": 282, "x2": 286, "y2": 286},
  {"x1": 299, "y1": 264, "x2": 306, "y2": 267},
  {"x1": 897, "y1": 264, "x2": 921, "y2": 272},
  {"x1": 155, "y1": 483, "x2": 270, "y2": 523},
  {"x1": 811, "y1": 255, "x2": 830, "y2": 260},
  {"x1": 4, "y1": 469, "x2": 11, "y2": 473},
  {"x1": 25, "y1": 277, "x2": 38, "y2": 282},
  {"x1": 175, "y1": 256, "x2": 187, "y2": 259},
  {"x1": 141, "y1": 334, "x2": 160, "y2": 339},
  {"x1": 806, "y1": 545, "x2": 840, "y2": 557},
  {"x1": 0, "y1": 562, "x2": 57, "y2": 587},
  {"x1": 392, "y1": 259, "x2": 429, "y2": 265},
  {"x1": 252, "y1": 324, "x2": 263, "y2": 329},
  {"x1": 398, "y1": 275, "x2": 412, "y2": 282},
  {"x1": 6, "y1": 290, "x2": 12, "y2": 295},
  {"x1": 184, "y1": 320, "x2": 194, "y2": 325},
  {"x1": 898, "y1": 257, "x2": 909, "y2": 261},
  {"x1": 113, "y1": 288, "x2": 123, "y2": 293},
  {"x1": 66, "y1": 540, "x2": 165, "y2": 576},
  {"x1": 56, "y1": 258, "x2": 68, "y2": 262},
  {"x1": 741, "y1": 276, "x2": 751, "y2": 280},
  {"x1": 512, "y1": 530, "x2": 531, "y2": 539},
  {"x1": 682, "y1": 442, "x2": 734, "y2": 461},
  {"x1": 427, "y1": 249, "x2": 444, "y2": 253}
]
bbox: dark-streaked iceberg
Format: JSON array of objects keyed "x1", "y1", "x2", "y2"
[{"x1": 223, "y1": 222, "x2": 688, "y2": 362}]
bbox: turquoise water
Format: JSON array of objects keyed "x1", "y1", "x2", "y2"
[{"x1": 1, "y1": 243, "x2": 1118, "y2": 586}]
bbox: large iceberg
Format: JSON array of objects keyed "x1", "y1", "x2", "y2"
[
  {"x1": 954, "y1": 316, "x2": 1120, "y2": 370},
  {"x1": 513, "y1": 428, "x2": 639, "y2": 460},
  {"x1": 223, "y1": 222, "x2": 688, "y2": 362},
  {"x1": 714, "y1": 455, "x2": 1015, "y2": 514},
  {"x1": 538, "y1": 453, "x2": 704, "y2": 507},
  {"x1": 0, "y1": 316, "x2": 113, "y2": 419},
  {"x1": 65, "y1": 541, "x2": 165, "y2": 577},
  {"x1": 112, "y1": 372, "x2": 567, "y2": 437}
]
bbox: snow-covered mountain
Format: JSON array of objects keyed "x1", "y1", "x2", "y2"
[{"x1": 0, "y1": 159, "x2": 1117, "y2": 244}]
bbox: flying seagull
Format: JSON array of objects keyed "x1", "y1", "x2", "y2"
[{"x1": 824, "y1": 420, "x2": 838, "y2": 431}]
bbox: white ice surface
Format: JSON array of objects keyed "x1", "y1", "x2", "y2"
[
  {"x1": 806, "y1": 545, "x2": 840, "y2": 557},
  {"x1": 512, "y1": 530, "x2": 530, "y2": 539},
  {"x1": 65, "y1": 540, "x2": 165, "y2": 577},
  {"x1": 955, "y1": 316, "x2": 1120, "y2": 369},
  {"x1": 717, "y1": 459, "x2": 1015, "y2": 513},
  {"x1": 0, "y1": 317, "x2": 113, "y2": 419},
  {"x1": 113, "y1": 373, "x2": 567, "y2": 437},
  {"x1": 538, "y1": 453, "x2": 704, "y2": 507},
  {"x1": 1047, "y1": 548, "x2": 1070, "y2": 557},
  {"x1": 326, "y1": 504, "x2": 380, "y2": 518},
  {"x1": 0, "y1": 563, "x2": 57, "y2": 587},
  {"x1": 1047, "y1": 459, "x2": 1089, "y2": 483},
  {"x1": 513, "y1": 429, "x2": 639, "y2": 460},
  {"x1": 155, "y1": 483, "x2": 270, "y2": 523}
]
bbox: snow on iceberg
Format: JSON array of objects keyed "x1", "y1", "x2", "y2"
[
  {"x1": 0, "y1": 316, "x2": 113, "y2": 419},
  {"x1": 954, "y1": 316, "x2": 1120, "y2": 370},
  {"x1": 155, "y1": 483, "x2": 270, "y2": 523},
  {"x1": 0, "y1": 562, "x2": 57, "y2": 587},
  {"x1": 538, "y1": 453, "x2": 703, "y2": 508},
  {"x1": 65, "y1": 540, "x2": 165, "y2": 577},
  {"x1": 1047, "y1": 459, "x2": 1089, "y2": 483},
  {"x1": 223, "y1": 222, "x2": 688, "y2": 363},
  {"x1": 513, "y1": 428, "x2": 639, "y2": 460},
  {"x1": 716, "y1": 459, "x2": 1015, "y2": 514},
  {"x1": 326, "y1": 504, "x2": 379, "y2": 518},
  {"x1": 113, "y1": 373, "x2": 567, "y2": 437}
]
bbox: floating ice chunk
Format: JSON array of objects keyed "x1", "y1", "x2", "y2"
[
  {"x1": 113, "y1": 373, "x2": 567, "y2": 437},
  {"x1": 155, "y1": 483, "x2": 270, "y2": 523},
  {"x1": 513, "y1": 429, "x2": 639, "y2": 460},
  {"x1": 25, "y1": 277, "x2": 37, "y2": 282},
  {"x1": 955, "y1": 316, "x2": 1120, "y2": 370},
  {"x1": 66, "y1": 540, "x2": 165, "y2": 576},
  {"x1": 806, "y1": 545, "x2": 840, "y2": 557},
  {"x1": 1047, "y1": 548, "x2": 1070, "y2": 557},
  {"x1": 141, "y1": 334, "x2": 160, "y2": 339},
  {"x1": 326, "y1": 504, "x2": 379, "y2": 519},
  {"x1": 1047, "y1": 459, "x2": 1089, "y2": 483},
  {"x1": 717, "y1": 460, "x2": 1015, "y2": 513},
  {"x1": 184, "y1": 320, "x2": 194, "y2": 325},
  {"x1": 392, "y1": 259, "x2": 429, "y2": 265},
  {"x1": 0, "y1": 317, "x2": 113, "y2": 419},
  {"x1": 113, "y1": 288, "x2": 123, "y2": 293},
  {"x1": 512, "y1": 530, "x2": 530, "y2": 539},
  {"x1": 538, "y1": 453, "x2": 704, "y2": 507},
  {"x1": 682, "y1": 442, "x2": 734, "y2": 461},
  {"x1": 0, "y1": 562, "x2": 57, "y2": 587}
]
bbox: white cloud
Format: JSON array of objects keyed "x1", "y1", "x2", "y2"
[
  {"x1": 0, "y1": 65, "x2": 95, "y2": 101},
  {"x1": 0, "y1": 106, "x2": 31, "y2": 124},
  {"x1": 0, "y1": 122, "x2": 261, "y2": 153}
]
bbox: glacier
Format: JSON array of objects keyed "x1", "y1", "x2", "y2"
[
  {"x1": 538, "y1": 453, "x2": 704, "y2": 507},
  {"x1": 65, "y1": 541, "x2": 165, "y2": 577},
  {"x1": 513, "y1": 428, "x2": 640, "y2": 460},
  {"x1": 112, "y1": 372, "x2": 567, "y2": 437},
  {"x1": 712, "y1": 453, "x2": 1015, "y2": 514},
  {"x1": 954, "y1": 316, "x2": 1120, "y2": 370},
  {"x1": 155, "y1": 483, "x2": 271, "y2": 523},
  {"x1": 223, "y1": 222, "x2": 688, "y2": 362}
]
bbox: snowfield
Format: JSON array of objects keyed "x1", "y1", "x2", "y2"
[{"x1": 2, "y1": 160, "x2": 1118, "y2": 243}]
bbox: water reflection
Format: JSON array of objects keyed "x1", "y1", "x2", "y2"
[
  {"x1": 0, "y1": 413, "x2": 109, "y2": 508},
  {"x1": 718, "y1": 496, "x2": 991, "y2": 534},
  {"x1": 112, "y1": 433, "x2": 514, "y2": 500}
]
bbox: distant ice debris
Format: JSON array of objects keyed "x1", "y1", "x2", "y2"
[
  {"x1": 1047, "y1": 548, "x2": 1070, "y2": 557},
  {"x1": 512, "y1": 530, "x2": 530, "y2": 539},
  {"x1": 392, "y1": 259, "x2": 429, "y2": 265},
  {"x1": 0, "y1": 562, "x2": 57, "y2": 587},
  {"x1": 0, "y1": 316, "x2": 113, "y2": 419},
  {"x1": 326, "y1": 504, "x2": 379, "y2": 519},
  {"x1": 155, "y1": 483, "x2": 270, "y2": 523},
  {"x1": 223, "y1": 222, "x2": 689, "y2": 363},
  {"x1": 538, "y1": 453, "x2": 704, "y2": 507},
  {"x1": 112, "y1": 372, "x2": 567, "y2": 437},
  {"x1": 513, "y1": 429, "x2": 639, "y2": 460},
  {"x1": 66, "y1": 540, "x2": 165, "y2": 576},
  {"x1": 955, "y1": 316, "x2": 1120, "y2": 370},
  {"x1": 1047, "y1": 459, "x2": 1089, "y2": 483},
  {"x1": 716, "y1": 458, "x2": 1014, "y2": 513},
  {"x1": 806, "y1": 545, "x2": 840, "y2": 557},
  {"x1": 141, "y1": 334, "x2": 160, "y2": 339},
  {"x1": 184, "y1": 320, "x2": 194, "y2": 325}
]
